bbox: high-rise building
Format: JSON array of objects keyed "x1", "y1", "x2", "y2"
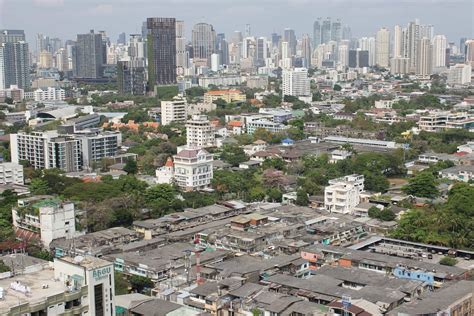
[
  {"x1": 390, "y1": 57, "x2": 410, "y2": 75},
  {"x1": 313, "y1": 19, "x2": 322, "y2": 47},
  {"x1": 256, "y1": 37, "x2": 268, "y2": 66},
  {"x1": 331, "y1": 19, "x2": 342, "y2": 42},
  {"x1": 282, "y1": 68, "x2": 310, "y2": 98},
  {"x1": 338, "y1": 44, "x2": 349, "y2": 68},
  {"x1": 342, "y1": 25, "x2": 352, "y2": 40},
  {"x1": 407, "y1": 20, "x2": 421, "y2": 72},
  {"x1": 176, "y1": 20, "x2": 186, "y2": 73},
  {"x1": 161, "y1": 97, "x2": 187, "y2": 125},
  {"x1": 349, "y1": 49, "x2": 369, "y2": 68},
  {"x1": 192, "y1": 23, "x2": 216, "y2": 66},
  {"x1": 432, "y1": 35, "x2": 447, "y2": 68},
  {"x1": 321, "y1": 18, "x2": 332, "y2": 44},
  {"x1": 301, "y1": 34, "x2": 312, "y2": 68},
  {"x1": 359, "y1": 37, "x2": 376, "y2": 66},
  {"x1": 216, "y1": 33, "x2": 229, "y2": 65},
  {"x1": 147, "y1": 17, "x2": 177, "y2": 87},
  {"x1": 128, "y1": 34, "x2": 146, "y2": 60},
  {"x1": 459, "y1": 37, "x2": 467, "y2": 56},
  {"x1": 283, "y1": 28, "x2": 297, "y2": 56},
  {"x1": 117, "y1": 32, "x2": 126, "y2": 44},
  {"x1": 38, "y1": 50, "x2": 53, "y2": 68},
  {"x1": 465, "y1": 39, "x2": 474, "y2": 66},
  {"x1": 11, "y1": 131, "x2": 82, "y2": 172},
  {"x1": 416, "y1": 37, "x2": 432, "y2": 78},
  {"x1": 0, "y1": 29, "x2": 25, "y2": 44},
  {"x1": 420, "y1": 24, "x2": 434, "y2": 40},
  {"x1": 447, "y1": 64, "x2": 472, "y2": 85},
  {"x1": 117, "y1": 60, "x2": 146, "y2": 95},
  {"x1": 73, "y1": 30, "x2": 104, "y2": 79},
  {"x1": 271, "y1": 33, "x2": 281, "y2": 48},
  {"x1": 375, "y1": 27, "x2": 390, "y2": 68},
  {"x1": 393, "y1": 25, "x2": 403, "y2": 58},
  {"x1": 186, "y1": 115, "x2": 215, "y2": 148},
  {"x1": 36, "y1": 33, "x2": 50, "y2": 56},
  {"x1": 0, "y1": 40, "x2": 30, "y2": 90}
]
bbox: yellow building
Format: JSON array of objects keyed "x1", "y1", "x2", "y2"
[{"x1": 203, "y1": 90, "x2": 246, "y2": 104}]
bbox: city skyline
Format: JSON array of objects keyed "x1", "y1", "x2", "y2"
[{"x1": 0, "y1": 0, "x2": 472, "y2": 45}]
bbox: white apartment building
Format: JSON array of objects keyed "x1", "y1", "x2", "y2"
[
  {"x1": 374, "y1": 100, "x2": 395, "y2": 109},
  {"x1": 0, "y1": 162, "x2": 24, "y2": 185},
  {"x1": 33, "y1": 87, "x2": 66, "y2": 102},
  {"x1": 246, "y1": 120, "x2": 289, "y2": 134},
  {"x1": 12, "y1": 197, "x2": 77, "y2": 247},
  {"x1": 328, "y1": 174, "x2": 365, "y2": 192},
  {"x1": 75, "y1": 130, "x2": 122, "y2": 168},
  {"x1": 155, "y1": 157, "x2": 174, "y2": 184},
  {"x1": 0, "y1": 255, "x2": 114, "y2": 316},
  {"x1": 186, "y1": 115, "x2": 215, "y2": 148},
  {"x1": 161, "y1": 97, "x2": 188, "y2": 125},
  {"x1": 173, "y1": 147, "x2": 213, "y2": 191},
  {"x1": 10, "y1": 131, "x2": 82, "y2": 172},
  {"x1": 325, "y1": 181, "x2": 361, "y2": 214},
  {"x1": 282, "y1": 68, "x2": 310, "y2": 98},
  {"x1": 418, "y1": 111, "x2": 474, "y2": 132},
  {"x1": 447, "y1": 64, "x2": 472, "y2": 85}
]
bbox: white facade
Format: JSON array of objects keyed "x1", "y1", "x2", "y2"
[
  {"x1": 432, "y1": 35, "x2": 447, "y2": 68},
  {"x1": 161, "y1": 97, "x2": 188, "y2": 126},
  {"x1": 374, "y1": 100, "x2": 395, "y2": 109},
  {"x1": 33, "y1": 87, "x2": 66, "y2": 102},
  {"x1": 0, "y1": 162, "x2": 24, "y2": 185},
  {"x1": 282, "y1": 68, "x2": 310, "y2": 98},
  {"x1": 186, "y1": 115, "x2": 215, "y2": 148},
  {"x1": 54, "y1": 256, "x2": 115, "y2": 316},
  {"x1": 155, "y1": 157, "x2": 174, "y2": 184},
  {"x1": 375, "y1": 27, "x2": 390, "y2": 68},
  {"x1": 447, "y1": 64, "x2": 472, "y2": 85},
  {"x1": 12, "y1": 198, "x2": 77, "y2": 247},
  {"x1": 246, "y1": 119, "x2": 289, "y2": 134},
  {"x1": 416, "y1": 38, "x2": 432, "y2": 78},
  {"x1": 325, "y1": 181, "x2": 361, "y2": 214},
  {"x1": 418, "y1": 111, "x2": 474, "y2": 132},
  {"x1": 173, "y1": 147, "x2": 213, "y2": 191},
  {"x1": 10, "y1": 131, "x2": 82, "y2": 172}
]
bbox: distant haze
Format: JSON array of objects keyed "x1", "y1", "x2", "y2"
[{"x1": 0, "y1": 0, "x2": 472, "y2": 45}]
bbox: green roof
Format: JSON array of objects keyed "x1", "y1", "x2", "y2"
[{"x1": 32, "y1": 198, "x2": 61, "y2": 209}]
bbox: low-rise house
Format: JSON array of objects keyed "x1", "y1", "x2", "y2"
[{"x1": 439, "y1": 165, "x2": 474, "y2": 182}]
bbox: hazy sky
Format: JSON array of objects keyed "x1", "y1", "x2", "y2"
[{"x1": 1, "y1": 0, "x2": 473, "y2": 45}]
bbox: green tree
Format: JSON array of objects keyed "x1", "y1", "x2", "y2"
[
  {"x1": 115, "y1": 272, "x2": 131, "y2": 295},
  {"x1": 124, "y1": 159, "x2": 138, "y2": 174},
  {"x1": 29, "y1": 178, "x2": 49, "y2": 195},
  {"x1": 0, "y1": 260, "x2": 10, "y2": 273},
  {"x1": 333, "y1": 84, "x2": 342, "y2": 91},
  {"x1": 220, "y1": 145, "x2": 248, "y2": 166},
  {"x1": 262, "y1": 158, "x2": 286, "y2": 171},
  {"x1": 439, "y1": 256, "x2": 458, "y2": 266},
  {"x1": 403, "y1": 172, "x2": 438, "y2": 198},
  {"x1": 266, "y1": 187, "x2": 282, "y2": 202},
  {"x1": 295, "y1": 189, "x2": 309, "y2": 206},
  {"x1": 129, "y1": 275, "x2": 154, "y2": 293}
]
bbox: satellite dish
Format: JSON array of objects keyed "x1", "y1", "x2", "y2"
[{"x1": 73, "y1": 255, "x2": 84, "y2": 264}]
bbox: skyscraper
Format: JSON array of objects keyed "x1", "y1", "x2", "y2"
[
  {"x1": 393, "y1": 25, "x2": 403, "y2": 58},
  {"x1": 282, "y1": 68, "x2": 310, "y2": 98},
  {"x1": 342, "y1": 25, "x2": 352, "y2": 40},
  {"x1": 359, "y1": 37, "x2": 376, "y2": 67},
  {"x1": 283, "y1": 28, "x2": 297, "y2": 56},
  {"x1": 331, "y1": 19, "x2": 342, "y2": 42},
  {"x1": 117, "y1": 32, "x2": 126, "y2": 45},
  {"x1": 313, "y1": 19, "x2": 322, "y2": 47},
  {"x1": 0, "y1": 30, "x2": 25, "y2": 44},
  {"x1": 0, "y1": 41, "x2": 30, "y2": 90},
  {"x1": 271, "y1": 33, "x2": 281, "y2": 48},
  {"x1": 321, "y1": 18, "x2": 332, "y2": 44},
  {"x1": 0, "y1": 30, "x2": 29, "y2": 90},
  {"x1": 375, "y1": 27, "x2": 390, "y2": 68},
  {"x1": 176, "y1": 20, "x2": 186, "y2": 73},
  {"x1": 432, "y1": 35, "x2": 447, "y2": 68},
  {"x1": 117, "y1": 60, "x2": 146, "y2": 95},
  {"x1": 256, "y1": 37, "x2": 268, "y2": 66},
  {"x1": 459, "y1": 37, "x2": 467, "y2": 56},
  {"x1": 216, "y1": 33, "x2": 229, "y2": 66},
  {"x1": 192, "y1": 23, "x2": 216, "y2": 66},
  {"x1": 301, "y1": 34, "x2": 312, "y2": 68},
  {"x1": 73, "y1": 30, "x2": 104, "y2": 79},
  {"x1": 465, "y1": 40, "x2": 474, "y2": 66},
  {"x1": 147, "y1": 17, "x2": 177, "y2": 87},
  {"x1": 407, "y1": 20, "x2": 421, "y2": 72},
  {"x1": 416, "y1": 37, "x2": 432, "y2": 78},
  {"x1": 338, "y1": 44, "x2": 349, "y2": 67}
]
